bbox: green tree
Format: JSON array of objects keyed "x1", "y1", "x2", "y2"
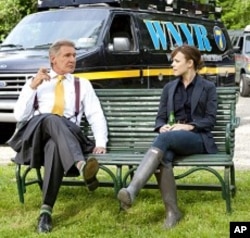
[
  {"x1": 219, "y1": 0, "x2": 250, "y2": 29},
  {"x1": 0, "y1": 0, "x2": 37, "y2": 41}
]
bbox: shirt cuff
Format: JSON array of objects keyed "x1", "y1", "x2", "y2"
[{"x1": 95, "y1": 139, "x2": 107, "y2": 148}]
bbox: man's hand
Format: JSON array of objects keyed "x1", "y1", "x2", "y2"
[
  {"x1": 92, "y1": 147, "x2": 106, "y2": 154},
  {"x1": 30, "y1": 67, "x2": 50, "y2": 90}
]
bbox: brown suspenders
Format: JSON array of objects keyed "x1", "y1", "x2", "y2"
[
  {"x1": 74, "y1": 77, "x2": 80, "y2": 117},
  {"x1": 33, "y1": 76, "x2": 80, "y2": 117}
]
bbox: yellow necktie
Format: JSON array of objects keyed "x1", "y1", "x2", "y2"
[{"x1": 51, "y1": 75, "x2": 65, "y2": 116}]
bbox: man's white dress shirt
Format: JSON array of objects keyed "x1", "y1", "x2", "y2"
[{"x1": 14, "y1": 70, "x2": 108, "y2": 148}]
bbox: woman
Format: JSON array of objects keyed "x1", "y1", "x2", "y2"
[{"x1": 117, "y1": 45, "x2": 218, "y2": 229}]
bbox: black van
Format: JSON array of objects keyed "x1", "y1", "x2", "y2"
[{"x1": 0, "y1": 0, "x2": 236, "y2": 142}]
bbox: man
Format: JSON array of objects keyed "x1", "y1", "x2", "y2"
[{"x1": 8, "y1": 39, "x2": 108, "y2": 233}]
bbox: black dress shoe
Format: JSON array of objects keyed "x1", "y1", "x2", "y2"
[
  {"x1": 37, "y1": 213, "x2": 52, "y2": 233},
  {"x1": 82, "y1": 157, "x2": 99, "y2": 191}
]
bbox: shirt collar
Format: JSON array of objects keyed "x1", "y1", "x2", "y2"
[
  {"x1": 178, "y1": 74, "x2": 198, "y2": 86},
  {"x1": 49, "y1": 69, "x2": 72, "y2": 82}
]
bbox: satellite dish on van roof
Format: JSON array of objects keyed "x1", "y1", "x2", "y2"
[
  {"x1": 166, "y1": 0, "x2": 174, "y2": 4},
  {"x1": 244, "y1": 25, "x2": 250, "y2": 32}
]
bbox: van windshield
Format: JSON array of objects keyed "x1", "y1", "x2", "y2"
[{"x1": 2, "y1": 9, "x2": 108, "y2": 49}]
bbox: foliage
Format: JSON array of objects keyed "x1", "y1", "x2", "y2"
[
  {"x1": 219, "y1": 0, "x2": 250, "y2": 29},
  {"x1": 0, "y1": 164, "x2": 250, "y2": 237},
  {"x1": 0, "y1": 0, "x2": 37, "y2": 41}
]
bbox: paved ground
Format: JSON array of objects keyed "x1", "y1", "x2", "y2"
[
  {"x1": 0, "y1": 96, "x2": 249, "y2": 169},
  {"x1": 232, "y1": 96, "x2": 250, "y2": 169},
  {"x1": 0, "y1": 145, "x2": 15, "y2": 165}
]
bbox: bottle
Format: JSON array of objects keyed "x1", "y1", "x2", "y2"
[{"x1": 168, "y1": 111, "x2": 176, "y2": 126}]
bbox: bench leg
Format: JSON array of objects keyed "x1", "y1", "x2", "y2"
[
  {"x1": 202, "y1": 167, "x2": 232, "y2": 213},
  {"x1": 99, "y1": 165, "x2": 120, "y2": 195},
  {"x1": 115, "y1": 165, "x2": 123, "y2": 194},
  {"x1": 173, "y1": 166, "x2": 232, "y2": 214},
  {"x1": 15, "y1": 165, "x2": 44, "y2": 204},
  {"x1": 122, "y1": 167, "x2": 137, "y2": 187},
  {"x1": 230, "y1": 164, "x2": 236, "y2": 198},
  {"x1": 35, "y1": 168, "x2": 43, "y2": 190},
  {"x1": 15, "y1": 164, "x2": 25, "y2": 203},
  {"x1": 224, "y1": 166, "x2": 232, "y2": 213}
]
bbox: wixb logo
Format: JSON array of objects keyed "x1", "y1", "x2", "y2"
[{"x1": 213, "y1": 26, "x2": 226, "y2": 51}]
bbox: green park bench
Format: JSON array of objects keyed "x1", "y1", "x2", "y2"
[{"x1": 14, "y1": 87, "x2": 239, "y2": 213}]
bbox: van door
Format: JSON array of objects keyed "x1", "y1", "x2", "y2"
[{"x1": 103, "y1": 13, "x2": 144, "y2": 88}]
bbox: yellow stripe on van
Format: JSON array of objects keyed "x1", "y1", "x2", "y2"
[
  {"x1": 74, "y1": 66, "x2": 235, "y2": 80},
  {"x1": 74, "y1": 70, "x2": 140, "y2": 80},
  {"x1": 142, "y1": 68, "x2": 173, "y2": 76},
  {"x1": 199, "y1": 66, "x2": 236, "y2": 74}
]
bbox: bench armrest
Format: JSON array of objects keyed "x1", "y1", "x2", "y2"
[
  {"x1": 225, "y1": 102, "x2": 238, "y2": 155},
  {"x1": 225, "y1": 122, "x2": 233, "y2": 155},
  {"x1": 232, "y1": 116, "x2": 240, "y2": 128},
  {"x1": 230, "y1": 103, "x2": 240, "y2": 128}
]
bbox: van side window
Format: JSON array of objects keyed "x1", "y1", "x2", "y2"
[
  {"x1": 109, "y1": 15, "x2": 134, "y2": 51},
  {"x1": 238, "y1": 37, "x2": 243, "y2": 52},
  {"x1": 231, "y1": 36, "x2": 238, "y2": 47},
  {"x1": 245, "y1": 36, "x2": 250, "y2": 53}
]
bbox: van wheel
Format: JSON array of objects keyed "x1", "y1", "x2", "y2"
[{"x1": 239, "y1": 74, "x2": 250, "y2": 97}]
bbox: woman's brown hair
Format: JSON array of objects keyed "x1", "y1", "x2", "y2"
[{"x1": 171, "y1": 44, "x2": 204, "y2": 70}]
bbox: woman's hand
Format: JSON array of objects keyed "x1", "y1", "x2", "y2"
[
  {"x1": 159, "y1": 123, "x2": 194, "y2": 133},
  {"x1": 159, "y1": 124, "x2": 173, "y2": 133},
  {"x1": 170, "y1": 123, "x2": 194, "y2": 131}
]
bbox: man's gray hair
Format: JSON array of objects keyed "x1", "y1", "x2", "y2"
[{"x1": 49, "y1": 39, "x2": 75, "y2": 56}]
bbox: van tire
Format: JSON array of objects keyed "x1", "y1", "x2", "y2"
[{"x1": 239, "y1": 74, "x2": 250, "y2": 97}]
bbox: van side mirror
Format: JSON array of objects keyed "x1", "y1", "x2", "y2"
[
  {"x1": 108, "y1": 37, "x2": 131, "y2": 52},
  {"x1": 233, "y1": 46, "x2": 241, "y2": 54}
]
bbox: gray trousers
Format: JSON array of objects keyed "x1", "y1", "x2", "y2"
[{"x1": 40, "y1": 115, "x2": 85, "y2": 207}]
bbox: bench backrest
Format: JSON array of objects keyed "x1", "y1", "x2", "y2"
[{"x1": 81, "y1": 87, "x2": 238, "y2": 155}]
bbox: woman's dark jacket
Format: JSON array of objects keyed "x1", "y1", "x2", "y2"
[{"x1": 155, "y1": 75, "x2": 218, "y2": 154}]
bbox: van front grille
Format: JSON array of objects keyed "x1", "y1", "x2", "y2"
[{"x1": 0, "y1": 74, "x2": 33, "y2": 99}]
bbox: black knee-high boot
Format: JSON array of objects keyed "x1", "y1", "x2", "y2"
[
  {"x1": 117, "y1": 147, "x2": 163, "y2": 209},
  {"x1": 155, "y1": 164, "x2": 182, "y2": 229}
]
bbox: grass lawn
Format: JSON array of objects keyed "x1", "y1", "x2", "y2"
[{"x1": 0, "y1": 163, "x2": 250, "y2": 238}]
